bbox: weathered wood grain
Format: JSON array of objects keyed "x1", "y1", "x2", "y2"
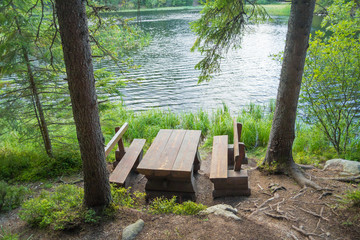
[
  {"x1": 105, "y1": 123, "x2": 128, "y2": 157},
  {"x1": 109, "y1": 138, "x2": 146, "y2": 187},
  {"x1": 137, "y1": 129, "x2": 172, "y2": 174},
  {"x1": 210, "y1": 135, "x2": 228, "y2": 180},
  {"x1": 172, "y1": 130, "x2": 202, "y2": 177}
]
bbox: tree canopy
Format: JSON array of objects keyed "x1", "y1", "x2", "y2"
[
  {"x1": 0, "y1": 0, "x2": 149, "y2": 157},
  {"x1": 300, "y1": 0, "x2": 360, "y2": 156}
]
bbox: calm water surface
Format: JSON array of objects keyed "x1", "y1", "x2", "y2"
[{"x1": 110, "y1": 10, "x2": 289, "y2": 113}]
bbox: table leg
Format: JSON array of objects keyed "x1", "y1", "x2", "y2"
[{"x1": 193, "y1": 150, "x2": 201, "y2": 172}]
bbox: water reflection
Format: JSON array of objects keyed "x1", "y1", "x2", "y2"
[{"x1": 108, "y1": 10, "x2": 290, "y2": 114}]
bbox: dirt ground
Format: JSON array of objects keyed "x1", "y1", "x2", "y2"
[{"x1": 1, "y1": 153, "x2": 360, "y2": 240}]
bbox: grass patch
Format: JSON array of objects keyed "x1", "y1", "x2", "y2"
[
  {"x1": 261, "y1": 3, "x2": 291, "y2": 16},
  {"x1": 111, "y1": 5, "x2": 203, "y2": 13},
  {"x1": 0, "y1": 226, "x2": 19, "y2": 240}
]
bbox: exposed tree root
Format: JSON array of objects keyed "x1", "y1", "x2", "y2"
[
  {"x1": 320, "y1": 176, "x2": 360, "y2": 183},
  {"x1": 289, "y1": 160, "x2": 323, "y2": 190},
  {"x1": 298, "y1": 207, "x2": 329, "y2": 221},
  {"x1": 291, "y1": 225, "x2": 322, "y2": 238}
]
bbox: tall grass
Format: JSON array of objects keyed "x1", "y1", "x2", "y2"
[
  {"x1": 0, "y1": 125, "x2": 81, "y2": 182},
  {"x1": 1, "y1": 101, "x2": 356, "y2": 182},
  {"x1": 262, "y1": 4, "x2": 291, "y2": 16}
]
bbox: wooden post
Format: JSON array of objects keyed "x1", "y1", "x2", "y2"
[
  {"x1": 115, "y1": 126, "x2": 126, "y2": 162},
  {"x1": 234, "y1": 120, "x2": 243, "y2": 171}
]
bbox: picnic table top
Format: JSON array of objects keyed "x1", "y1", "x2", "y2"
[{"x1": 137, "y1": 129, "x2": 201, "y2": 177}]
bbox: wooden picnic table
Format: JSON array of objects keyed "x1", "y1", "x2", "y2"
[{"x1": 137, "y1": 129, "x2": 201, "y2": 200}]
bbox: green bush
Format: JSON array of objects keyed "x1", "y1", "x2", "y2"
[
  {"x1": 343, "y1": 187, "x2": 360, "y2": 208},
  {"x1": 0, "y1": 181, "x2": 30, "y2": 212},
  {"x1": 148, "y1": 196, "x2": 206, "y2": 215},
  {"x1": 19, "y1": 184, "x2": 84, "y2": 230},
  {"x1": 111, "y1": 186, "x2": 146, "y2": 208},
  {"x1": 173, "y1": 200, "x2": 207, "y2": 215}
]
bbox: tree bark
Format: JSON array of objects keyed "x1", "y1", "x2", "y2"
[
  {"x1": 55, "y1": 0, "x2": 112, "y2": 207},
  {"x1": 264, "y1": 0, "x2": 318, "y2": 188}
]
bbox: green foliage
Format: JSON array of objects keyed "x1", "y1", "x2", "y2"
[
  {"x1": 84, "y1": 209, "x2": 101, "y2": 223},
  {"x1": 237, "y1": 102, "x2": 274, "y2": 149},
  {"x1": 300, "y1": 0, "x2": 360, "y2": 156},
  {"x1": 0, "y1": 226, "x2": 19, "y2": 240},
  {"x1": 293, "y1": 122, "x2": 338, "y2": 165},
  {"x1": 340, "y1": 186, "x2": 360, "y2": 208},
  {"x1": 0, "y1": 0, "x2": 150, "y2": 159},
  {"x1": 173, "y1": 200, "x2": 207, "y2": 215},
  {"x1": 19, "y1": 184, "x2": 84, "y2": 230},
  {"x1": 190, "y1": 0, "x2": 269, "y2": 82},
  {"x1": 0, "y1": 181, "x2": 30, "y2": 212},
  {"x1": 148, "y1": 196, "x2": 206, "y2": 215},
  {"x1": 111, "y1": 185, "x2": 146, "y2": 208},
  {"x1": 0, "y1": 142, "x2": 81, "y2": 182}
]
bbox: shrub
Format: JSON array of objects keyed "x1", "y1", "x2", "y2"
[
  {"x1": 0, "y1": 181, "x2": 30, "y2": 212},
  {"x1": 19, "y1": 184, "x2": 84, "y2": 230},
  {"x1": 173, "y1": 200, "x2": 207, "y2": 215},
  {"x1": 343, "y1": 187, "x2": 360, "y2": 208},
  {"x1": 111, "y1": 186, "x2": 146, "y2": 209},
  {"x1": 148, "y1": 196, "x2": 206, "y2": 215}
]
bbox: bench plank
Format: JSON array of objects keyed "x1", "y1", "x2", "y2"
[
  {"x1": 171, "y1": 130, "x2": 202, "y2": 177},
  {"x1": 210, "y1": 135, "x2": 228, "y2": 180},
  {"x1": 137, "y1": 129, "x2": 172, "y2": 175},
  {"x1": 109, "y1": 139, "x2": 146, "y2": 186}
]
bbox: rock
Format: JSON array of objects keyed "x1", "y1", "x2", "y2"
[
  {"x1": 122, "y1": 219, "x2": 144, "y2": 240},
  {"x1": 199, "y1": 204, "x2": 241, "y2": 221},
  {"x1": 324, "y1": 159, "x2": 360, "y2": 175}
]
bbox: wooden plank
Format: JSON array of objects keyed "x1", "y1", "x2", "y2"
[
  {"x1": 145, "y1": 178, "x2": 195, "y2": 193},
  {"x1": 210, "y1": 135, "x2": 228, "y2": 180},
  {"x1": 172, "y1": 130, "x2": 201, "y2": 177},
  {"x1": 105, "y1": 122, "x2": 128, "y2": 157},
  {"x1": 155, "y1": 130, "x2": 186, "y2": 176},
  {"x1": 137, "y1": 129, "x2": 172, "y2": 174},
  {"x1": 213, "y1": 189, "x2": 251, "y2": 198},
  {"x1": 109, "y1": 139, "x2": 146, "y2": 186}
]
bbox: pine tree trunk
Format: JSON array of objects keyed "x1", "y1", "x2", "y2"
[
  {"x1": 55, "y1": 0, "x2": 112, "y2": 207},
  {"x1": 25, "y1": 51, "x2": 53, "y2": 158},
  {"x1": 264, "y1": 0, "x2": 316, "y2": 170},
  {"x1": 15, "y1": 17, "x2": 53, "y2": 158}
]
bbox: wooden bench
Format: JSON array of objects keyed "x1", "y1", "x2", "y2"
[
  {"x1": 210, "y1": 119, "x2": 250, "y2": 198},
  {"x1": 106, "y1": 123, "x2": 146, "y2": 188}
]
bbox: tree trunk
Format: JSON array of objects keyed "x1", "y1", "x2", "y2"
[
  {"x1": 14, "y1": 17, "x2": 53, "y2": 158},
  {"x1": 55, "y1": 0, "x2": 112, "y2": 207},
  {"x1": 25, "y1": 50, "x2": 53, "y2": 158},
  {"x1": 264, "y1": 0, "x2": 316, "y2": 172}
]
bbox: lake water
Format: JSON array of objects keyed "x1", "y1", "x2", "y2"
[{"x1": 111, "y1": 10, "x2": 290, "y2": 113}]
